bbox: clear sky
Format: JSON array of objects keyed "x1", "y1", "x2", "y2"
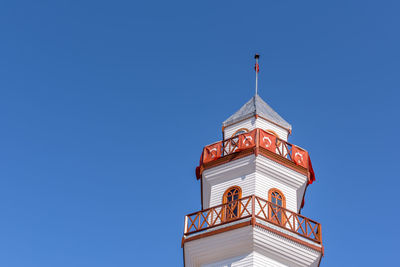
[{"x1": 0, "y1": 1, "x2": 399, "y2": 266}]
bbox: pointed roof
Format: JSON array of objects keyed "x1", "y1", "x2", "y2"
[{"x1": 222, "y1": 94, "x2": 292, "y2": 130}]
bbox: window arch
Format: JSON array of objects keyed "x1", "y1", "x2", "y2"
[
  {"x1": 265, "y1": 129, "x2": 279, "y2": 138},
  {"x1": 231, "y1": 128, "x2": 249, "y2": 137},
  {"x1": 223, "y1": 186, "x2": 242, "y2": 220},
  {"x1": 268, "y1": 188, "x2": 286, "y2": 224},
  {"x1": 265, "y1": 129, "x2": 281, "y2": 146}
]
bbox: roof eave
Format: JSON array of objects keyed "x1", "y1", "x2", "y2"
[{"x1": 222, "y1": 114, "x2": 292, "y2": 133}]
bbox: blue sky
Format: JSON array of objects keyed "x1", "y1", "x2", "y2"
[{"x1": 0, "y1": 0, "x2": 399, "y2": 266}]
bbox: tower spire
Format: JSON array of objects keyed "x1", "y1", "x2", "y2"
[{"x1": 254, "y1": 54, "x2": 260, "y2": 95}]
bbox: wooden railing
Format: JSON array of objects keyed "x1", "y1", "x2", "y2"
[
  {"x1": 204, "y1": 129, "x2": 303, "y2": 165},
  {"x1": 220, "y1": 129, "x2": 293, "y2": 157},
  {"x1": 184, "y1": 195, "x2": 322, "y2": 244},
  {"x1": 222, "y1": 135, "x2": 240, "y2": 155},
  {"x1": 198, "y1": 128, "x2": 315, "y2": 184},
  {"x1": 275, "y1": 137, "x2": 293, "y2": 161}
]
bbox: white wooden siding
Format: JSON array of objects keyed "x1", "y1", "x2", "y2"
[
  {"x1": 253, "y1": 227, "x2": 321, "y2": 267},
  {"x1": 202, "y1": 252, "x2": 287, "y2": 267},
  {"x1": 224, "y1": 117, "x2": 256, "y2": 138},
  {"x1": 253, "y1": 251, "x2": 288, "y2": 267},
  {"x1": 223, "y1": 116, "x2": 289, "y2": 141},
  {"x1": 255, "y1": 117, "x2": 289, "y2": 141},
  {"x1": 202, "y1": 253, "x2": 253, "y2": 267},
  {"x1": 209, "y1": 172, "x2": 256, "y2": 208},
  {"x1": 202, "y1": 155, "x2": 257, "y2": 209},
  {"x1": 202, "y1": 154, "x2": 308, "y2": 212},
  {"x1": 184, "y1": 225, "x2": 321, "y2": 267},
  {"x1": 256, "y1": 155, "x2": 308, "y2": 212},
  {"x1": 185, "y1": 226, "x2": 253, "y2": 267},
  {"x1": 254, "y1": 171, "x2": 297, "y2": 213}
]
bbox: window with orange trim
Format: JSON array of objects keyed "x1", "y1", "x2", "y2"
[
  {"x1": 231, "y1": 128, "x2": 249, "y2": 137},
  {"x1": 265, "y1": 129, "x2": 279, "y2": 138},
  {"x1": 223, "y1": 186, "x2": 242, "y2": 220},
  {"x1": 268, "y1": 188, "x2": 286, "y2": 224},
  {"x1": 265, "y1": 129, "x2": 281, "y2": 146}
]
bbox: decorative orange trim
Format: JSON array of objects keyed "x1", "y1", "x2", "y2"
[
  {"x1": 199, "y1": 147, "x2": 308, "y2": 178},
  {"x1": 182, "y1": 221, "x2": 252, "y2": 246},
  {"x1": 201, "y1": 148, "x2": 255, "y2": 171},
  {"x1": 231, "y1": 128, "x2": 249, "y2": 138},
  {"x1": 268, "y1": 188, "x2": 286, "y2": 207},
  {"x1": 254, "y1": 129, "x2": 260, "y2": 156}
]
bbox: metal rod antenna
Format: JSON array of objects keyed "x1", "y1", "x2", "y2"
[{"x1": 254, "y1": 54, "x2": 260, "y2": 95}]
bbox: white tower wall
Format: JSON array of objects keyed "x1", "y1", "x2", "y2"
[
  {"x1": 184, "y1": 226, "x2": 322, "y2": 267},
  {"x1": 223, "y1": 116, "x2": 290, "y2": 141},
  {"x1": 202, "y1": 155, "x2": 308, "y2": 212}
]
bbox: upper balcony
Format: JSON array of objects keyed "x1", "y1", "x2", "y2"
[
  {"x1": 196, "y1": 128, "x2": 315, "y2": 185},
  {"x1": 182, "y1": 195, "x2": 322, "y2": 250}
]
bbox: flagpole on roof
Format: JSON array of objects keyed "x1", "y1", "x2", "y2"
[{"x1": 254, "y1": 54, "x2": 260, "y2": 95}]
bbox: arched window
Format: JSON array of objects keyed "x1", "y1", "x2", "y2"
[
  {"x1": 223, "y1": 186, "x2": 242, "y2": 220},
  {"x1": 268, "y1": 188, "x2": 286, "y2": 224},
  {"x1": 265, "y1": 129, "x2": 281, "y2": 146},
  {"x1": 231, "y1": 128, "x2": 249, "y2": 137},
  {"x1": 228, "y1": 129, "x2": 249, "y2": 154},
  {"x1": 265, "y1": 129, "x2": 279, "y2": 139}
]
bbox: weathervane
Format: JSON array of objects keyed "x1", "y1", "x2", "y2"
[{"x1": 254, "y1": 54, "x2": 260, "y2": 95}]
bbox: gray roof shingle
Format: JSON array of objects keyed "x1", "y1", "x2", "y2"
[{"x1": 222, "y1": 94, "x2": 292, "y2": 130}]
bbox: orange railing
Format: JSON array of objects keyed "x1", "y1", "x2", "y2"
[
  {"x1": 202, "y1": 129, "x2": 308, "y2": 168},
  {"x1": 222, "y1": 129, "x2": 293, "y2": 158},
  {"x1": 184, "y1": 195, "x2": 322, "y2": 244},
  {"x1": 222, "y1": 134, "x2": 240, "y2": 155}
]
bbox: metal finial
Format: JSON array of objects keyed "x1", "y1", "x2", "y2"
[{"x1": 254, "y1": 54, "x2": 260, "y2": 95}]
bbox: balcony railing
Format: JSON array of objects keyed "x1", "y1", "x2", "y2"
[
  {"x1": 222, "y1": 130, "x2": 292, "y2": 159},
  {"x1": 184, "y1": 195, "x2": 322, "y2": 244},
  {"x1": 198, "y1": 128, "x2": 315, "y2": 185},
  {"x1": 202, "y1": 128, "x2": 310, "y2": 170}
]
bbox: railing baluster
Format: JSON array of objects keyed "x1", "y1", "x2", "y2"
[
  {"x1": 204, "y1": 129, "x2": 304, "y2": 167},
  {"x1": 318, "y1": 224, "x2": 322, "y2": 242},
  {"x1": 184, "y1": 195, "x2": 321, "y2": 244},
  {"x1": 206, "y1": 129, "x2": 301, "y2": 166},
  {"x1": 198, "y1": 212, "x2": 201, "y2": 230},
  {"x1": 184, "y1": 216, "x2": 188, "y2": 234},
  {"x1": 211, "y1": 208, "x2": 214, "y2": 226},
  {"x1": 305, "y1": 218, "x2": 308, "y2": 236},
  {"x1": 251, "y1": 195, "x2": 255, "y2": 225}
]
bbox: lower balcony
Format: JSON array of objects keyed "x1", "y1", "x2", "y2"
[{"x1": 183, "y1": 195, "x2": 322, "y2": 247}]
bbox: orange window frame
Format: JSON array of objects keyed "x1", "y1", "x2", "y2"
[
  {"x1": 268, "y1": 188, "x2": 286, "y2": 225},
  {"x1": 222, "y1": 186, "x2": 242, "y2": 221},
  {"x1": 231, "y1": 128, "x2": 249, "y2": 138},
  {"x1": 265, "y1": 129, "x2": 281, "y2": 146},
  {"x1": 264, "y1": 129, "x2": 279, "y2": 138}
]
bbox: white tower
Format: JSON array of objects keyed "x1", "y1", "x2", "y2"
[{"x1": 182, "y1": 58, "x2": 323, "y2": 267}]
